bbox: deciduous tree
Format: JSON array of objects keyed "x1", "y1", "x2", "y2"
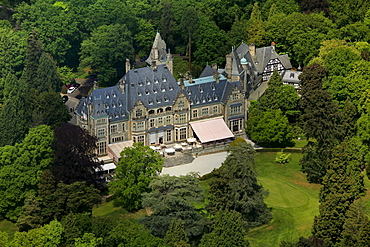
[
  {"x1": 109, "y1": 142, "x2": 163, "y2": 212},
  {"x1": 199, "y1": 210, "x2": 250, "y2": 247}
]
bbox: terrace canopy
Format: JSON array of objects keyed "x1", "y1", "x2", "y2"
[{"x1": 190, "y1": 117, "x2": 234, "y2": 143}]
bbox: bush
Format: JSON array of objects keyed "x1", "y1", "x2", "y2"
[{"x1": 275, "y1": 150, "x2": 291, "y2": 164}]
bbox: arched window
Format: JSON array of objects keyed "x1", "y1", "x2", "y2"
[
  {"x1": 157, "y1": 108, "x2": 164, "y2": 113},
  {"x1": 149, "y1": 110, "x2": 155, "y2": 114},
  {"x1": 165, "y1": 107, "x2": 172, "y2": 111},
  {"x1": 136, "y1": 109, "x2": 142, "y2": 117}
]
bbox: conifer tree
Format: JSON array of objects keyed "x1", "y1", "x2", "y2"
[
  {"x1": 299, "y1": 64, "x2": 343, "y2": 183},
  {"x1": 313, "y1": 140, "x2": 365, "y2": 246},
  {"x1": 206, "y1": 142, "x2": 271, "y2": 229},
  {"x1": 164, "y1": 219, "x2": 190, "y2": 247}
]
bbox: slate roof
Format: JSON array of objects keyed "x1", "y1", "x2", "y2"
[
  {"x1": 123, "y1": 65, "x2": 181, "y2": 110},
  {"x1": 146, "y1": 32, "x2": 167, "y2": 65},
  {"x1": 181, "y1": 75, "x2": 241, "y2": 107},
  {"x1": 199, "y1": 65, "x2": 216, "y2": 78},
  {"x1": 282, "y1": 70, "x2": 302, "y2": 84},
  {"x1": 75, "y1": 85, "x2": 129, "y2": 122},
  {"x1": 231, "y1": 42, "x2": 292, "y2": 75},
  {"x1": 76, "y1": 65, "x2": 181, "y2": 122}
]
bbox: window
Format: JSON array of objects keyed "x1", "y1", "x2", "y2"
[
  {"x1": 137, "y1": 135, "x2": 145, "y2": 143},
  {"x1": 97, "y1": 118, "x2": 106, "y2": 124},
  {"x1": 136, "y1": 109, "x2": 142, "y2": 117},
  {"x1": 110, "y1": 124, "x2": 118, "y2": 134},
  {"x1": 180, "y1": 114, "x2": 186, "y2": 123},
  {"x1": 179, "y1": 101, "x2": 185, "y2": 110},
  {"x1": 97, "y1": 128, "x2": 106, "y2": 138},
  {"x1": 97, "y1": 141, "x2": 107, "y2": 155},
  {"x1": 150, "y1": 119, "x2": 155, "y2": 128},
  {"x1": 192, "y1": 109, "x2": 198, "y2": 118},
  {"x1": 122, "y1": 123, "x2": 125, "y2": 131},
  {"x1": 202, "y1": 107, "x2": 209, "y2": 116},
  {"x1": 149, "y1": 110, "x2": 155, "y2": 114},
  {"x1": 213, "y1": 105, "x2": 218, "y2": 114},
  {"x1": 165, "y1": 107, "x2": 172, "y2": 111},
  {"x1": 232, "y1": 94, "x2": 239, "y2": 100},
  {"x1": 230, "y1": 119, "x2": 242, "y2": 132},
  {"x1": 166, "y1": 115, "x2": 171, "y2": 125},
  {"x1": 112, "y1": 136, "x2": 124, "y2": 143},
  {"x1": 166, "y1": 129, "x2": 172, "y2": 142},
  {"x1": 158, "y1": 117, "x2": 163, "y2": 126},
  {"x1": 137, "y1": 121, "x2": 145, "y2": 130},
  {"x1": 231, "y1": 105, "x2": 241, "y2": 114},
  {"x1": 179, "y1": 128, "x2": 186, "y2": 140}
]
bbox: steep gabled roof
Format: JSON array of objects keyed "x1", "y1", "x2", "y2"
[
  {"x1": 76, "y1": 64, "x2": 180, "y2": 122},
  {"x1": 181, "y1": 74, "x2": 242, "y2": 107},
  {"x1": 123, "y1": 65, "x2": 181, "y2": 110},
  {"x1": 146, "y1": 32, "x2": 167, "y2": 64},
  {"x1": 199, "y1": 65, "x2": 216, "y2": 78}
]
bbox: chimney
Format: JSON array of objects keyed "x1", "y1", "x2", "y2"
[
  {"x1": 119, "y1": 78, "x2": 125, "y2": 94},
  {"x1": 93, "y1": 81, "x2": 98, "y2": 90},
  {"x1": 166, "y1": 52, "x2": 173, "y2": 75},
  {"x1": 213, "y1": 71, "x2": 220, "y2": 83},
  {"x1": 271, "y1": 42, "x2": 276, "y2": 51},
  {"x1": 212, "y1": 63, "x2": 218, "y2": 71},
  {"x1": 151, "y1": 61, "x2": 157, "y2": 71},
  {"x1": 225, "y1": 53, "x2": 232, "y2": 79},
  {"x1": 125, "y1": 58, "x2": 130, "y2": 73},
  {"x1": 189, "y1": 74, "x2": 193, "y2": 84},
  {"x1": 249, "y1": 43, "x2": 256, "y2": 57},
  {"x1": 179, "y1": 78, "x2": 185, "y2": 89}
]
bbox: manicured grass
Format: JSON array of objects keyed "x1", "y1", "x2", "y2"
[
  {"x1": 247, "y1": 152, "x2": 321, "y2": 247},
  {"x1": 92, "y1": 200, "x2": 146, "y2": 220},
  {"x1": 292, "y1": 139, "x2": 309, "y2": 148}
]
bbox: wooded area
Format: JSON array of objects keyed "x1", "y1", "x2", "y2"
[{"x1": 0, "y1": 0, "x2": 370, "y2": 246}]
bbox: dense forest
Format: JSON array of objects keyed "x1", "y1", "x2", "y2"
[{"x1": 0, "y1": 0, "x2": 370, "y2": 246}]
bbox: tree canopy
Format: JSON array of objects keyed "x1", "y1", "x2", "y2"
[{"x1": 109, "y1": 142, "x2": 163, "y2": 212}]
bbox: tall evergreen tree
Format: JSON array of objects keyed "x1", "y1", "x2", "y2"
[
  {"x1": 35, "y1": 52, "x2": 61, "y2": 93},
  {"x1": 21, "y1": 32, "x2": 43, "y2": 90},
  {"x1": 313, "y1": 140, "x2": 365, "y2": 246},
  {"x1": 340, "y1": 202, "x2": 369, "y2": 246},
  {"x1": 206, "y1": 142, "x2": 271, "y2": 229},
  {"x1": 299, "y1": 64, "x2": 343, "y2": 183}
]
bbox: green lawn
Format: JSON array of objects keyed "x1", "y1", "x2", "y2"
[{"x1": 247, "y1": 152, "x2": 321, "y2": 247}]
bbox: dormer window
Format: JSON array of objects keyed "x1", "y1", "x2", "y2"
[
  {"x1": 106, "y1": 105, "x2": 109, "y2": 109},
  {"x1": 211, "y1": 85, "x2": 215, "y2": 90},
  {"x1": 136, "y1": 109, "x2": 142, "y2": 117},
  {"x1": 138, "y1": 81, "x2": 143, "y2": 86},
  {"x1": 113, "y1": 93, "x2": 116, "y2": 97},
  {"x1": 147, "y1": 81, "x2": 151, "y2": 85},
  {"x1": 208, "y1": 96, "x2": 212, "y2": 102},
  {"x1": 106, "y1": 94, "x2": 110, "y2": 99},
  {"x1": 112, "y1": 103, "x2": 116, "y2": 108},
  {"x1": 214, "y1": 95, "x2": 218, "y2": 100},
  {"x1": 161, "y1": 87, "x2": 166, "y2": 92},
  {"x1": 169, "y1": 86, "x2": 173, "y2": 91},
  {"x1": 187, "y1": 89, "x2": 192, "y2": 95},
  {"x1": 145, "y1": 91, "x2": 150, "y2": 95},
  {"x1": 153, "y1": 88, "x2": 157, "y2": 94},
  {"x1": 199, "y1": 86, "x2": 203, "y2": 93},
  {"x1": 148, "y1": 100, "x2": 153, "y2": 105},
  {"x1": 157, "y1": 98, "x2": 161, "y2": 103},
  {"x1": 290, "y1": 73, "x2": 295, "y2": 78},
  {"x1": 163, "y1": 78, "x2": 167, "y2": 82},
  {"x1": 138, "y1": 92, "x2": 142, "y2": 96},
  {"x1": 155, "y1": 79, "x2": 159, "y2": 84}
]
